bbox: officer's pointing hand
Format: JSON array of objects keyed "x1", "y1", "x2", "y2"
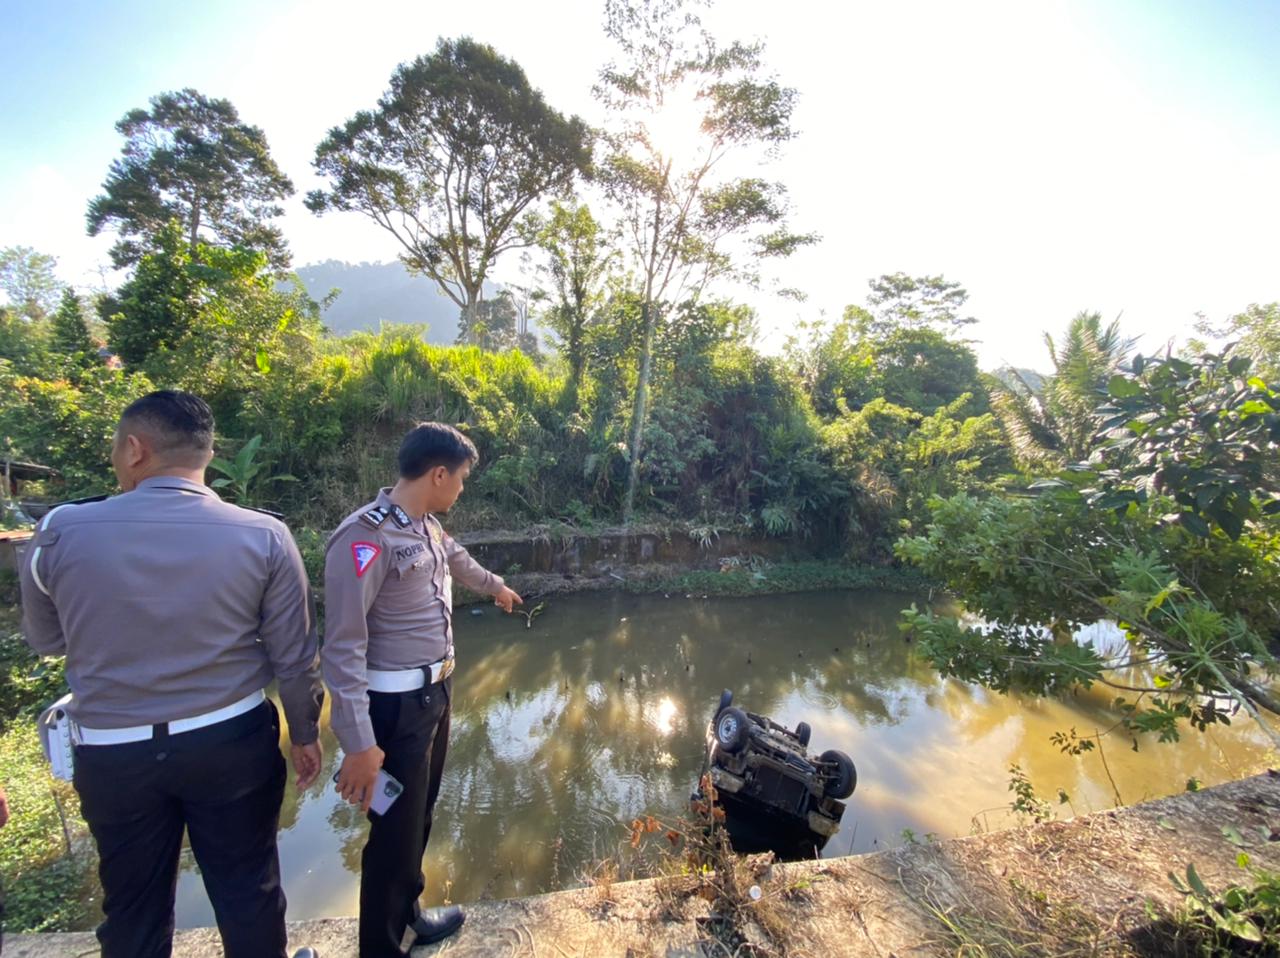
[
  {"x1": 338, "y1": 745, "x2": 386, "y2": 812},
  {"x1": 494, "y1": 586, "x2": 523, "y2": 614},
  {"x1": 290, "y1": 741, "x2": 323, "y2": 790}
]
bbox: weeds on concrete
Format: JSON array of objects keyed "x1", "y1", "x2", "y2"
[
  {"x1": 616, "y1": 775, "x2": 796, "y2": 956},
  {"x1": 1141, "y1": 858, "x2": 1280, "y2": 956},
  {"x1": 921, "y1": 875, "x2": 1134, "y2": 958}
]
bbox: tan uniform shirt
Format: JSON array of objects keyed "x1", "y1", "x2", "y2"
[
  {"x1": 18, "y1": 476, "x2": 323, "y2": 743},
  {"x1": 322, "y1": 489, "x2": 504, "y2": 754}
]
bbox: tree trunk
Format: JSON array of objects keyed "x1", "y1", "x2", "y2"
[
  {"x1": 457, "y1": 286, "x2": 483, "y2": 345},
  {"x1": 189, "y1": 199, "x2": 201, "y2": 257},
  {"x1": 568, "y1": 322, "x2": 585, "y2": 395},
  {"x1": 622, "y1": 298, "x2": 658, "y2": 524}
]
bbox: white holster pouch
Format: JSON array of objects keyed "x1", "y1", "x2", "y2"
[{"x1": 38, "y1": 693, "x2": 77, "y2": 781}]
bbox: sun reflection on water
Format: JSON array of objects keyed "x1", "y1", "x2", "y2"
[{"x1": 648, "y1": 695, "x2": 680, "y2": 736}]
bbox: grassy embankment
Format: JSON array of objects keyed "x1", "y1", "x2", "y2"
[{"x1": 0, "y1": 590, "x2": 97, "y2": 934}]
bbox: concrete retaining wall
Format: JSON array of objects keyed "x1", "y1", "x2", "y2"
[{"x1": 10, "y1": 771, "x2": 1278, "y2": 957}]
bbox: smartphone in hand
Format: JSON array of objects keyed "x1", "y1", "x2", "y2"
[{"x1": 333, "y1": 767, "x2": 404, "y2": 815}]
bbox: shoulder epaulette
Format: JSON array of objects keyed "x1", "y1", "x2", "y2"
[
  {"x1": 49, "y1": 494, "x2": 109, "y2": 509},
  {"x1": 243, "y1": 505, "x2": 285, "y2": 521},
  {"x1": 361, "y1": 506, "x2": 389, "y2": 528}
]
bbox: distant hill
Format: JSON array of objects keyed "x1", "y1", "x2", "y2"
[
  {"x1": 293, "y1": 260, "x2": 490, "y2": 343},
  {"x1": 991, "y1": 365, "x2": 1047, "y2": 395}
]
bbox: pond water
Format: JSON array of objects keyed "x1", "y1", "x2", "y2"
[{"x1": 165, "y1": 588, "x2": 1273, "y2": 927}]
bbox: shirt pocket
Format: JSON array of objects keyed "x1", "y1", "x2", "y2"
[{"x1": 393, "y1": 544, "x2": 433, "y2": 581}]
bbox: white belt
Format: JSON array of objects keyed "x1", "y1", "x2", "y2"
[
  {"x1": 367, "y1": 657, "x2": 454, "y2": 693},
  {"x1": 76, "y1": 689, "x2": 267, "y2": 746}
]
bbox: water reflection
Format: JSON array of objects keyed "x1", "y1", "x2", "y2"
[{"x1": 165, "y1": 589, "x2": 1274, "y2": 927}]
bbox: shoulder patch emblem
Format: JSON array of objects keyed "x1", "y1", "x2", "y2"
[
  {"x1": 351, "y1": 541, "x2": 381, "y2": 578},
  {"x1": 390, "y1": 505, "x2": 412, "y2": 528},
  {"x1": 361, "y1": 507, "x2": 389, "y2": 528}
]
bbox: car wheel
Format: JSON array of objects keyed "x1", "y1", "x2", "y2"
[
  {"x1": 715, "y1": 706, "x2": 751, "y2": 753},
  {"x1": 717, "y1": 689, "x2": 733, "y2": 715},
  {"x1": 821, "y1": 749, "x2": 856, "y2": 799},
  {"x1": 796, "y1": 721, "x2": 812, "y2": 748}
]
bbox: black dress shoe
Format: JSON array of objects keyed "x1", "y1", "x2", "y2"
[{"x1": 412, "y1": 904, "x2": 465, "y2": 945}]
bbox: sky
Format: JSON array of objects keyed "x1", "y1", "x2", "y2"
[{"x1": 1, "y1": 0, "x2": 1277, "y2": 370}]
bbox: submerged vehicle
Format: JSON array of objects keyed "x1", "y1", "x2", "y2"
[{"x1": 694, "y1": 689, "x2": 856, "y2": 859}]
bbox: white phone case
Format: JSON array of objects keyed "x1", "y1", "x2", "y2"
[
  {"x1": 334, "y1": 766, "x2": 404, "y2": 815},
  {"x1": 369, "y1": 769, "x2": 404, "y2": 815}
]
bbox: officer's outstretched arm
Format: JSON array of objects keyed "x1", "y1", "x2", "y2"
[{"x1": 444, "y1": 533, "x2": 512, "y2": 598}]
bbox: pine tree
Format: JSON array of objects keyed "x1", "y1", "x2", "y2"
[{"x1": 50, "y1": 288, "x2": 95, "y2": 362}]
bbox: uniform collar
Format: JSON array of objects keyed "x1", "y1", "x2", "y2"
[
  {"x1": 134, "y1": 476, "x2": 217, "y2": 498},
  {"x1": 376, "y1": 488, "x2": 431, "y2": 532},
  {"x1": 377, "y1": 488, "x2": 432, "y2": 520}
]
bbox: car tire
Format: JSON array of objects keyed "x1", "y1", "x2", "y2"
[
  {"x1": 796, "y1": 722, "x2": 812, "y2": 748},
  {"x1": 717, "y1": 689, "x2": 733, "y2": 715},
  {"x1": 715, "y1": 707, "x2": 751, "y2": 753},
  {"x1": 821, "y1": 749, "x2": 856, "y2": 799}
]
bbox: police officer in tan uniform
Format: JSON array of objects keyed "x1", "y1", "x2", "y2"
[
  {"x1": 323, "y1": 422, "x2": 521, "y2": 957},
  {"x1": 18, "y1": 390, "x2": 324, "y2": 958}
]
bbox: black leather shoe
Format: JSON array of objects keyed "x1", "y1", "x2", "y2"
[
  {"x1": 412, "y1": 904, "x2": 465, "y2": 945},
  {"x1": 291, "y1": 950, "x2": 319, "y2": 958}
]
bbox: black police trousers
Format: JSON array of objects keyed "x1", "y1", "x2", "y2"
[
  {"x1": 360, "y1": 677, "x2": 452, "y2": 958},
  {"x1": 73, "y1": 701, "x2": 288, "y2": 958}
]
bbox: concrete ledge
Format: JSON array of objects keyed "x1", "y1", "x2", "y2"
[{"x1": 10, "y1": 771, "x2": 1279, "y2": 956}]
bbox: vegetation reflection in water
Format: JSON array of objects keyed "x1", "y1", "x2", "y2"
[{"x1": 166, "y1": 589, "x2": 1276, "y2": 927}]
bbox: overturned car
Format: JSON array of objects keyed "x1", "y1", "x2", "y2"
[{"x1": 694, "y1": 689, "x2": 856, "y2": 859}]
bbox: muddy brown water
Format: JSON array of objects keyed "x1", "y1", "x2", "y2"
[{"x1": 163, "y1": 589, "x2": 1273, "y2": 927}]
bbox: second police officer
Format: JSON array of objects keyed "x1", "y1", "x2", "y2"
[
  {"x1": 322, "y1": 422, "x2": 522, "y2": 957},
  {"x1": 18, "y1": 390, "x2": 324, "y2": 958}
]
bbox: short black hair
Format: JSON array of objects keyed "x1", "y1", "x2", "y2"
[
  {"x1": 118, "y1": 390, "x2": 215, "y2": 459},
  {"x1": 398, "y1": 422, "x2": 478, "y2": 479}
]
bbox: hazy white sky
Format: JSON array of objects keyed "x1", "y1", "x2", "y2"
[{"x1": 2, "y1": 0, "x2": 1277, "y2": 370}]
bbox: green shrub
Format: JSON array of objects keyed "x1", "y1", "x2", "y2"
[{"x1": 0, "y1": 725, "x2": 95, "y2": 933}]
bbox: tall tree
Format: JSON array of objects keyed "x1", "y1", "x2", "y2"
[
  {"x1": 863, "y1": 273, "x2": 976, "y2": 336},
  {"x1": 0, "y1": 306, "x2": 52, "y2": 375},
  {"x1": 1191, "y1": 302, "x2": 1280, "y2": 384},
  {"x1": 50, "y1": 288, "x2": 95, "y2": 362},
  {"x1": 105, "y1": 221, "x2": 323, "y2": 413},
  {"x1": 307, "y1": 38, "x2": 592, "y2": 330},
  {"x1": 596, "y1": 0, "x2": 816, "y2": 522},
  {"x1": 456, "y1": 290, "x2": 518, "y2": 351},
  {"x1": 0, "y1": 246, "x2": 63, "y2": 320},
  {"x1": 106, "y1": 222, "x2": 204, "y2": 367},
  {"x1": 87, "y1": 89, "x2": 295, "y2": 268},
  {"x1": 788, "y1": 300, "x2": 985, "y2": 418},
  {"x1": 535, "y1": 200, "x2": 614, "y2": 392}
]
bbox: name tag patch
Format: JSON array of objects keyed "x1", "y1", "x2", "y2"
[
  {"x1": 394, "y1": 542, "x2": 427, "y2": 561},
  {"x1": 352, "y1": 541, "x2": 381, "y2": 577}
]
